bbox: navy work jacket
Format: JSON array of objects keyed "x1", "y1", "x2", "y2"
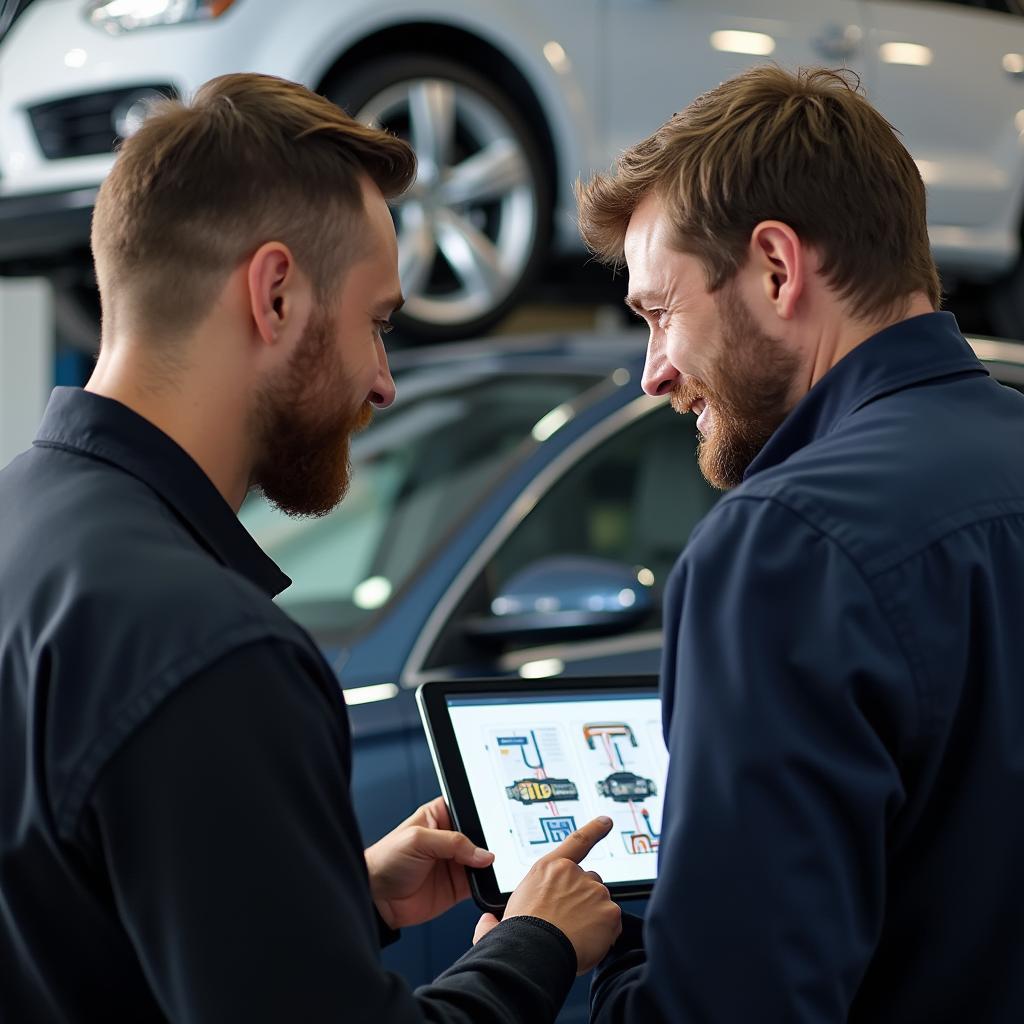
[
  {"x1": 593, "y1": 312, "x2": 1024, "y2": 1022},
  {"x1": 0, "y1": 388, "x2": 576, "y2": 1023}
]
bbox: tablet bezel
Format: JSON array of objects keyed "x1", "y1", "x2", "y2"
[{"x1": 416, "y1": 675, "x2": 662, "y2": 914}]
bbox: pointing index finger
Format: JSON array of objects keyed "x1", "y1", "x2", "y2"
[{"x1": 546, "y1": 816, "x2": 614, "y2": 865}]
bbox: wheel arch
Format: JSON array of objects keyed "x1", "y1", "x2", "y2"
[{"x1": 314, "y1": 22, "x2": 559, "y2": 225}]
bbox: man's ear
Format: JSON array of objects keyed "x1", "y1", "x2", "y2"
[
  {"x1": 749, "y1": 221, "x2": 804, "y2": 320},
  {"x1": 246, "y1": 241, "x2": 308, "y2": 349}
]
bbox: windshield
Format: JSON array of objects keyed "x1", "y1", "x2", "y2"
[{"x1": 239, "y1": 363, "x2": 603, "y2": 638}]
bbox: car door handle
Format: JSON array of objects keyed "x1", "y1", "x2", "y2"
[{"x1": 814, "y1": 24, "x2": 862, "y2": 62}]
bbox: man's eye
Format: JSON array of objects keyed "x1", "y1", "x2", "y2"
[{"x1": 375, "y1": 319, "x2": 394, "y2": 336}]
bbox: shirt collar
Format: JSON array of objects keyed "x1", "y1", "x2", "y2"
[
  {"x1": 744, "y1": 312, "x2": 988, "y2": 480},
  {"x1": 34, "y1": 387, "x2": 291, "y2": 597}
]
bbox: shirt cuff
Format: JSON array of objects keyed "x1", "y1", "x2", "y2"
[
  {"x1": 602, "y1": 910, "x2": 644, "y2": 963},
  {"x1": 496, "y1": 914, "x2": 577, "y2": 973}
]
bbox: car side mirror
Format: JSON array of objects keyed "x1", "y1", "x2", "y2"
[{"x1": 463, "y1": 555, "x2": 654, "y2": 647}]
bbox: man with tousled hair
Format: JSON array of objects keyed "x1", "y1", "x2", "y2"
[
  {"x1": 0, "y1": 73, "x2": 621, "y2": 1022},
  {"x1": 578, "y1": 66, "x2": 1024, "y2": 1022}
]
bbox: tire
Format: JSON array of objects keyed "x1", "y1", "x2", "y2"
[{"x1": 328, "y1": 55, "x2": 552, "y2": 342}]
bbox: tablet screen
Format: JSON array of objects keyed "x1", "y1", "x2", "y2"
[{"x1": 445, "y1": 689, "x2": 668, "y2": 893}]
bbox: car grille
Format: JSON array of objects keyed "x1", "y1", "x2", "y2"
[{"x1": 27, "y1": 84, "x2": 177, "y2": 160}]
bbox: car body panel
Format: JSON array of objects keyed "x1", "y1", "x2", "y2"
[
  {"x1": 0, "y1": 0, "x2": 599, "y2": 251},
  {"x1": 862, "y1": 0, "x2": 1024, "y2": 275},
  {"x1": 603, "y1": 0, "x2": 867, "y2": 155},
  {"x1": 4, "y1": 1, "x2": 1024, "y2": 278}
]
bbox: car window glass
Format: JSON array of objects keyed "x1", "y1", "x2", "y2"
[
  {"x1": 483, "y1": 401, "x2": 720, "y2": 632},
  {"x1": 239, "y1": 370, "x2": 602, "y2": 637},
  {"x1": 481, "y1": 372, "x2": 1024, "y2": 621}
]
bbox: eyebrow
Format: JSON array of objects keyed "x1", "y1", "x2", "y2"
[{"x1": 624, "y1": 291, "x2": 660, "y2": 313}]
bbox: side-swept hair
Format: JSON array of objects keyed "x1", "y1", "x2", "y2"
[
  {"x1": 577, "y1": 66, "x2": 939, "y2": 320},
  {"x1": 91, "y1": 72, "x2": 416, "y2": 338}
]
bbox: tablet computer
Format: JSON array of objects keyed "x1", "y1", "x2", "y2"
[{"x1": 416, "y1": 676, "x2": 667, "y2": 913}]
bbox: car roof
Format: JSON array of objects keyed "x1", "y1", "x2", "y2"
[
  {"x1": 388, "y1": 330, "x2": 647, "y2": 376},
  {"x1": 966, "y1": 335, "x2": 1024, "y2": 384},
  {"x1": 389, "y1": 328, "x2": 1024, "y2": 382}
]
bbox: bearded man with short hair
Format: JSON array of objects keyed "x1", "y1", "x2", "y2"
[
  {"x1": 0, "y1": 72, "x2": 622, "y2": 1023},
  {"x1": 578, "y1": 66, "x2": 1024, "y2": 1023}
]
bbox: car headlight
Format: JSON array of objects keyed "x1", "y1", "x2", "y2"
[{"x1": 84, "y1": 0, "x2": 239, "y2": 34}]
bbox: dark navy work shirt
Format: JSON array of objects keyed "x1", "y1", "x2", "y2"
[
  {"x1": 593, "y1": 313, "x2": 1024, "y2": 1022},
  {"x1": 0, "y1": 388, "x2": 576, "y2": 1023}
]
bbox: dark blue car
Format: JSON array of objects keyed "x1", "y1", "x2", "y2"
[{"x1": 239, "y1": 329, "x2": 1024, "y2": 1021}]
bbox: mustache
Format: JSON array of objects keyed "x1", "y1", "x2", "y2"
[
  {"x1": 669, "y1": 376, "x2": 713, "y2": 416},
  {"x1": 353, "y1": 401, "x2": 374, "y2": 434}
]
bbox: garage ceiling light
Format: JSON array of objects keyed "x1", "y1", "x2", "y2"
[
  {"x1": 879, "y1": 42, "x2": 933, "y2": 67},
  {"x1": 519, "y1": 658, "x2": 565, "y2": 680},
  {"x1": 709, "y1": 30, "x2": 776, "y2": 57},
  {"x1": 343, "y1": 683, "x2": 400, "y2": 706},
  {"x1": 1004, "y1": 53, "x2": 1024, "y2": 75},
  {"x1": 353, "y1": 575, "x2": 393, "y2": 610},
  {"x1": 543, "y1": 40, "x2": 571, "y2": 74},
  {"x1": 532, "y1": 403, "x2": 574, "y2": 442}
]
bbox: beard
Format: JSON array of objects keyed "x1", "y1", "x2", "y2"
[
  {"x1": 670, "y1": 282, "x2": 801, "y2": 490},
  {"x1": 250, "y1": 305, "x2": 373, "y2": 518}
]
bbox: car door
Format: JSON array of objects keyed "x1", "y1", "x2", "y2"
[
  {"x1": 860, "y1": 1, "x2": 1024, "y2": 273},
  {"x1": 602, "y1": 0, "x2": 868, "y2": 163}
]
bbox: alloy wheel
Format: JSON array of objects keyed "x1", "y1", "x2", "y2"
[{"x1": 357, "y1": 77, "x2": 539, "y2": 332}]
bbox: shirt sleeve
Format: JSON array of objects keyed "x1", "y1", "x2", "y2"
[
  {"x1": 591, "y1": 496, "x2": 916, "y2": 1023},
  {"x1": 82, "y1": 639, "x2": 576, "y2": 1024}
]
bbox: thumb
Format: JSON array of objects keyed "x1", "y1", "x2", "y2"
[
  {"x1": 416, "y1": 827, "x2": 494, "y2": 868},
  {"x1": 473, "y1": 913, "x2": 501, "y2": 944}
]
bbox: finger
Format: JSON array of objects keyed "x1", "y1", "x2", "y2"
[
  {"x1": 415, "y1": 827, "x2": 494, "y2": 868},
  {"x1": 584, "y1": 870, "x2": 612, "y2": 900},
  {"x1": 546, "y1": 815, "x2": 613, "y2": 865},
  {"x1": 404, "y1": 795, "x2": 449, "y2": 831},
  {"x1": 424, "y1": 795, "x2": 451, "y2": 831},
  {"x1": 445, "y1": 860, "x2": 472, "y2": 904},
  {"x1": 473, "y1": 913, "x2": 500, "y2": 945}
]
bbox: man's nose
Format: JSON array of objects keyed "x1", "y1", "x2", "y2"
[
  {"x1": 641, "y1": 337, "x2": 679, "y2": 397},
  {"x1": 369, "y1": 337, "x2": 396, "y2": 408}
]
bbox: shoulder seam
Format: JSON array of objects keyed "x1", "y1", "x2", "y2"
[
  {"x1": 57, "y1": 625, "x2": 324, "y2": 840},
  {"x1": 694, "y1": 492, "x2": 928, "y2": 744}
]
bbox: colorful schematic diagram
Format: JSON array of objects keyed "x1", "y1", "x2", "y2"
[
  {"x1": 491, "y1": 727, "x2": 579, "y2": 853},
  {"x1": 506, "y1": 777, "x2": 579, "y2": 803},
  {"x1": 583, "y1": 722, "x2": 661, "y2": 855}
]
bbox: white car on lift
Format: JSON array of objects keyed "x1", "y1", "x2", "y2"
[{"x1": 2, "y1": 0, "x2": 1024, "y2": 345}]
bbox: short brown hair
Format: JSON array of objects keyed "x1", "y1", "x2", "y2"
[
  {"x1": 91, "y1": 73, "x2": 416, "y2": 339},
  {"x1": 577, "y1": 66, "x2": 940, "y2": 319}
]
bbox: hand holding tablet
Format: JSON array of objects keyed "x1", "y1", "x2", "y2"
[{"x1": 364, "y1": 796, "x2": 495, "y2": 930}]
